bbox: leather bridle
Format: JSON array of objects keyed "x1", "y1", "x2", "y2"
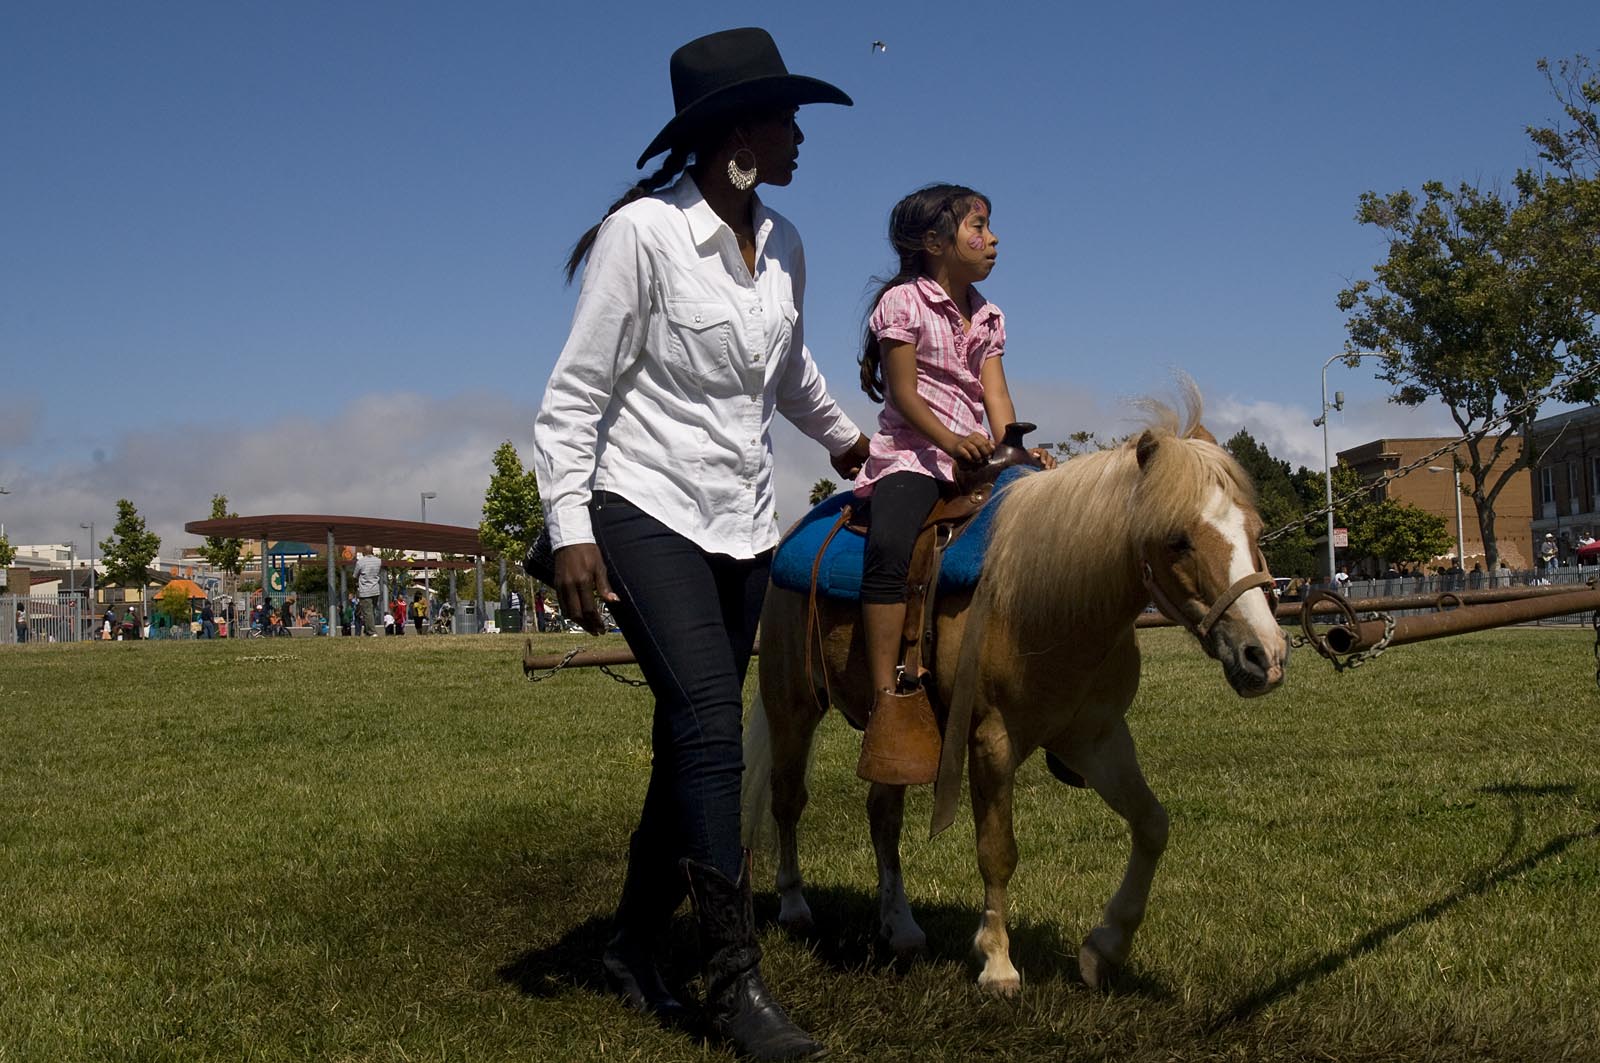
[{"x1": 1142, "y1": 561, "x2": 1277, "y2": 643}]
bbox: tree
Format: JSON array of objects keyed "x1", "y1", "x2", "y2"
[
  {"x1": 1338, "y1": 177, "x2": 1594, "y2": 572},
  {"x1": 1340, "y1": 57, "x2": 1600, "y2": 572},
  {"x1": 292, "y1": 563, "x2": 329, "y2": 598},
  {"x1": 1526, "y1": 55, "x2": 1600, "y2": 326},
  {"x1": 1330, "y1": 463, "x2": 1454, "y2": 570},
  {"x1": 808, "y1": 478, "x2": 838, "y2": 506},
  {"x1": 99, "y1": 499, "x2": 161, "y2": 610},
  {"x1": 1224, "y1": 430, "x2": 1319, "y2": 577},
  {"x1": 198, "y1": 494, "x2": 249, "y2": 598},
  {"x1": 155, "y1": 583, "x2": 192, "y2": 623},
  {"x1": 479, "y1": 441, "x2": 543, "y2": 564},
  {"x1": 1047, "y1": 430, "x2": 1122, "y2": 460},
  {"x1": 0, "y1": 531, "x2": 14, "y2": 568}
]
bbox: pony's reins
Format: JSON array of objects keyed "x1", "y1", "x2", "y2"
[{"x1": 1141, "y1": 563, "x2": 1277, "y2": 643}]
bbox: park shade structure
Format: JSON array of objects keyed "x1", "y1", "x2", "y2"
[{"x1": 181, "y1": 514, "x2": 491, "y2": 633}]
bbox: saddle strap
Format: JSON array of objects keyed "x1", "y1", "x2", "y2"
[
  {"x1": 805, "y1": 506, "x2": 853, "y2": 714},
  {"x1": 903, "y1": 522, "x2": 953, "y2": 684}
]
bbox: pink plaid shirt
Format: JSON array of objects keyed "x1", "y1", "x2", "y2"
[{"x1": 855, "y1": 276, "x2": 1005, "y2": 494}]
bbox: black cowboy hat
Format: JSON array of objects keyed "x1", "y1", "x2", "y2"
[{"x1": 636, "y1": 27, "x2": 852, "y2": 169}]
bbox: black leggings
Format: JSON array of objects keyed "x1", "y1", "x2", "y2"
[
  {"x1": 590, "y1": 491, "x2": 769, "y2": 885},
  {"x1": 859, "y1": 471, "x2": 944, "y2": 604}
]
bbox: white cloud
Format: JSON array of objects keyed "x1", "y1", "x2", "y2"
[
  {"x1": 0, "y1": 392, "x2": 536, "y2": 553},
  {"x1": 0, "y1": 380, "x2": 1475, "y2": 561},
  {"x1": 1207, "y1": 392, "x2": 1458, "y2": 472}
]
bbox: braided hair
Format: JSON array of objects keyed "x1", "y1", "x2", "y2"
[
  {"x1": 858, "y1": 184, "x2": 990, "y2": 402},
  {"x1": 564, "y1": 147, "x2": 692, "y2": 283}
]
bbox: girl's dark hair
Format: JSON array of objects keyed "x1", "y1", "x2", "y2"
[
  {"x1": 563, "y1": 147, "x2": 692, "y2": 283},
  {"x1": 859, "y1": 183, "x2": 990, "y2": 402}
]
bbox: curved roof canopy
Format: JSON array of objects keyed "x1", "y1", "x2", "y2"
[{"x1": 184, "y1": 515, "x2": 484, "y2": 556}]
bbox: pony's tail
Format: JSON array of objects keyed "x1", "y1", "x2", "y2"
[{"x1": 741, "y1": 692, "x2": 778, "y2": 853}]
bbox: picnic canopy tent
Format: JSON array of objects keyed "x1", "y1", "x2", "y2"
[
  {"x1": 182, "y1": 515, "x2": 489, "y2": 635},
  {"x1": 162, "y1": 578, "x2": 208, "y2": 600}
]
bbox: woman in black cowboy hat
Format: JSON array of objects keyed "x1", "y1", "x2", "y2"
[{"x1": 533, "y1": 26, "x2": 868, "y2": 1061}]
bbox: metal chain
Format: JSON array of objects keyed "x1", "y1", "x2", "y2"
[
  {"x1": 1261, "y1": 359, "x2": 1600, "y2": 546},
  {"x1": 523, "y1": 646, "x2": 649, "y2": 686},
  {"x1": 599, "y1": 665, "x2": 650, "y2": 687},
  {"x1": 1292, "y1": 609, "x2": 1397, "y2": 672},
  {"x1": 1328, "y1": 612, "x2": 1398, "y2": 672},
  {"x1": 524, "y1": 647, "x2": 582, "y2": 682}
]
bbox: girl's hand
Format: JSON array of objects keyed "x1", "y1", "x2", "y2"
[
  {"x1": 1028, "y1": 446, "x2": 1058, "y2": 470},
  {"x1": 946, "y1": 431, "x2": 996, "y2": 466}
]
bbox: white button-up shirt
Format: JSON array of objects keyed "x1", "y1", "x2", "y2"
[{"x1": 534, "y1": 174, "x2": 862, "y2": 559}]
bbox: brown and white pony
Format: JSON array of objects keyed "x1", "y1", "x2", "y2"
[{"x1": 743, "y1": 390, "x2": 1287, "y2": 994}]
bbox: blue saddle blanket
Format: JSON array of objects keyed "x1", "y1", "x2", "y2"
[{"x1": 770, "y1": 467, "x2": 1033, "y2": 601}]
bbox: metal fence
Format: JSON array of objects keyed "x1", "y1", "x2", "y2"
[
  {"x1": 2, "y1": 594, "x2": 89, "y2": 645},
  {"x1": 1340, "y1": 566, "x2": 1599, "y2": 625}
]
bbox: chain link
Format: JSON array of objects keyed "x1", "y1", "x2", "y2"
[
  {"x1": 599, "y1": 664, "x2": 650, "y2": 687},
  {"x1": 524, "y1": 646, "x2": 582, "y2": 682},
  {"x1": 1261, "y1": 360, "x2": 1600, "y2": 546},
  {"x1": 524, "y1": 646, "x2": 650, "y2": 686},
  {"x1": 1326, "y1": 611, "x2": 1398, "y2": 672}
]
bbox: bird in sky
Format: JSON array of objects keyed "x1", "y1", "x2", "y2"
[{"x1": 871, "y1": 40, "x2": 887, "y2": 53}]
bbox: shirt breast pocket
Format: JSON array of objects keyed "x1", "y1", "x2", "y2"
[
  {"x1": 769, "y1": 300, "x2": 797, "y2": 364},
  {"x1": 663, "y1": 299, "x2": 739, "y2": 391}
]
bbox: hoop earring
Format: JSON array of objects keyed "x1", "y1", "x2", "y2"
[{"x1": 727, "y1": 148, "x2": 758, "y2": 191}]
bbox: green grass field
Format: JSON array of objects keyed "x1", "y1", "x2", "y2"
[{"x1": 2, "y1": 626, "x2": 1597, "y2": 1062}]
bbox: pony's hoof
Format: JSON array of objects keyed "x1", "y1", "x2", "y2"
[
  {"x1": 880, "y1": 926, "x2": 927, "y2": 968},
  {"x1": 976, "y1": 969, "x2": 1022, "y2": 998},
  {"x1": 777, "y1": 894, "x2": 815, "y2": 936},
  {"x1": 1077, "y1": 934, "x2": 1122, "y2": 991}
]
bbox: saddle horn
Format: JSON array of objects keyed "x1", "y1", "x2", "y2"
[{"x1": 954, "y1": 422, "x2": 1043, "y2": 496}]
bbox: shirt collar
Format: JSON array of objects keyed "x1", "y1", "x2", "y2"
[
  {"x1": 914, "y1": 275, "x2": 997, "y2": 323},
  {"x1": 670, "y1": 173, "x2": 772, "y2": 254}
]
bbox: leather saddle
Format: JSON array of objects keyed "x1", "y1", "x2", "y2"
[{"x1": 807, "y1": 423, "x2": 1043, "y2": 724}]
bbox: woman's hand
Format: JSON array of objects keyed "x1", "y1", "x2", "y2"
[
  {"x1": 1028, "y1": 446, "x2": 1058, "y2": 470},
  {"x1": 830, "y1": 433, "x2": 871, "y2": 479},
  {"x1": 553, "y1": 543, "x2": 618, "y2": 636},
  {"x1": 945, "y1": 431, "x2": 995, "y2": 466}
]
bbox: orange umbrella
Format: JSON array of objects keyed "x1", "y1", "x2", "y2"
[{"x1": 163, "y1": 578, "x2": 208, "y2": 598}]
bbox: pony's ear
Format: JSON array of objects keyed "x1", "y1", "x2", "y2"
[
  {"x1": 1135, "y1": 430, "x2": 1160, "y2": 470},
  {"x1": 1187, "y1": 422, "x2": 1217, "y2": 444}
]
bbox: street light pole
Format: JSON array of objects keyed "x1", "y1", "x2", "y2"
[
  {"x1": 420, "y1": 491, "x2": 437, "y2": 622},
  {"x1": 1313, "y1": 354, "x2": 1346, "y2": 582},
  {"x1": 1311, "y1": 353, "x2": 1376, "y2": 585},
  {"x1": 1428, "y1": 465, "x2": 1467, "y2": 567},
  {"x1": 81, "y1": 522, "x2": 95, "y2": 604}
]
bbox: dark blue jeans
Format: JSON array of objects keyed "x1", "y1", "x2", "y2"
[{"x1": 591, "y1": 491, "x2": 768, "y2": 886}]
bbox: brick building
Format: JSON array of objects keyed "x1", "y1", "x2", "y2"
[
  {"x1": 1337, "y1": 436, "x2": 1534, "y2": 570},
  {"x1": 1526, "y1": 405, "x2": 1600, "y2": 563}
]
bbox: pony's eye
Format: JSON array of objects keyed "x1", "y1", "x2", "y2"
[{"x1": 1167, "y1": 534, "x2": 1192, "y2": 554}]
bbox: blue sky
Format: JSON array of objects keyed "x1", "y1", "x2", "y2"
[{"x1": 2, "y1": 1, "x2": 1595, "y2": 551}]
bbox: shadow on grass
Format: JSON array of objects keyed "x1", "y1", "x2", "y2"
[
  {"x1": 1212, "y1": 780, "x2": 1599, "y2": 1030},
  {"x1": 752, "y1": 883, "x2": 1173, "y2": 999},
  {"x1": 494, "y1": 880, "x2": 1173, "y2": 1006}
]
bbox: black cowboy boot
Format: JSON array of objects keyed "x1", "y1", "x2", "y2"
[
  {"x1": 681, "y1": 855, "x2": 825, "y2": 1061},
  {"x1": 602, "y1": 835, "x2": 688, "y2": 1021}
]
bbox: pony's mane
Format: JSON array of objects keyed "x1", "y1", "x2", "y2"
[{"x1": 980, "y1": 390, "x2": 1256, "y2": 633}]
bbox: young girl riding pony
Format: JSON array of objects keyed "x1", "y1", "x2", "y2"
[{"x1": 854, "y1": 183, "x2": 1054, "y2": 785}]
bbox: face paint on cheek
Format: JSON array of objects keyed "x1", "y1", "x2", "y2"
[{"x1": 963, "y1": 203, "x2": 989, "y2": 251}]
